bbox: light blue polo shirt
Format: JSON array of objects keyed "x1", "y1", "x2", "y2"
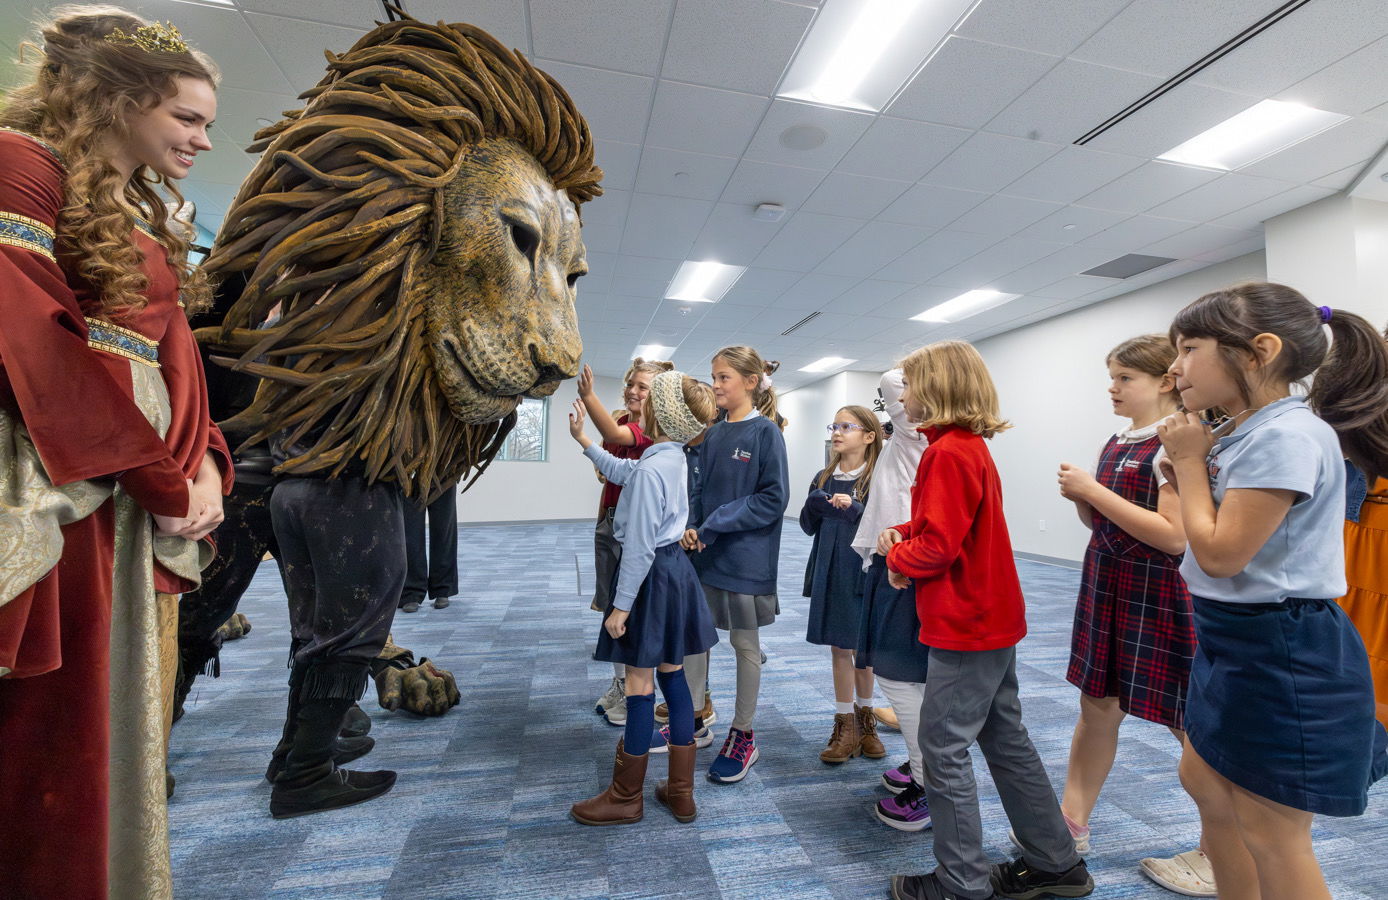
[{"x1": 1180, "y1": 396, "x2": 1347, "y2": 603}]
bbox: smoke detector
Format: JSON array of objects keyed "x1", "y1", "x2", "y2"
[{"x1": 753, "y1": 203, "x2": 786, "y2": 222}]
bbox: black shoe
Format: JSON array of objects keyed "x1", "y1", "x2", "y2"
[
  {"x1": 270, "y1": 768, "x2": 397, "y2": 819},
  {"x1": 990, "y1": 858, "x2": 1094, "y2": 899},
  {"x1": 165, "y1": 768, "x2": 176, "y2": 799},
  {"x1": 890, "y1": 873, "x2": 996, "y2": 900},
  {"x1": 432, "y1": 596, "x2": 451, "y2": 609},
  {"x1": 339, "y1": 703, "x2": 372, "y2": 739},
  {"x1": 265, "y1": 735, "x2": 376, "y2": 783},
  {"x1": 399, "y1": 600, "x2": 421, "y2": 613}
]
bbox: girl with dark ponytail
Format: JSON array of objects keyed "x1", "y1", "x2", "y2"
[{"x1": 1157, "y1": 282, "x2": 1388, "y2": 900}]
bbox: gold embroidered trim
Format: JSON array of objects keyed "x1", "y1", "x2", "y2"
[
  {"x1": 0, "y1": 127, "x2": 65, "y2": 167},
  {"x1": 85, "y1": 316, "x2": 160, "y2": 369},
  {"x1": 89, "y1": 339, "x2": 161, "y2": 368},
  {"x1": 0, "y1": 210, "x2": 57, "y2": 262}
]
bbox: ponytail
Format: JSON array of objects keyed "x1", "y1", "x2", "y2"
[{"x1": 1309, "y1": 311, "x2": 1388, "y2": 482}]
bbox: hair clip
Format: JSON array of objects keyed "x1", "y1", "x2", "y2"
[{"x1": 104, "y1": 21, "x2": 189, "y2": 54}]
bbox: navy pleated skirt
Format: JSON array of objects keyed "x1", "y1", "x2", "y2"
[
  {"x1": 596, "y1": 543, "x2": 718, "y2": 669},
  {"x1": 1185, "y1": 596, "x2": 1388, "y2": 816},
  {"x1": 854, "y1": 555, "x2": 930, "y2": 684}
]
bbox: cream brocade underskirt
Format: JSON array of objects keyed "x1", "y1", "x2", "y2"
[{"x1": 0, "y1": 359, "x2": 209, "y2": 900}]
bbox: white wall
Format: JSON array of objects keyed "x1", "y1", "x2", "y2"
[
  {"x1": 1265, "y1": 194, "x2": 1388, "y2": 329},
  {"x1": 455, "y1": 374, "x2": 622, "y2": 524},
  {"x1": 975, "y1": 252, "x2": 1267, "y2": 563},
  {"x1": 779, "y1": 369, "x2": 884, "y2": 502}
]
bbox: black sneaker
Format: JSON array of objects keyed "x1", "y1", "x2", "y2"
[
  {"x1": 432, "y1": 596, "x2": 451, "y2": 609},
  {"x1": 990, "y1": 857, "x2": 1094, "y2": 899},
  {"x1": 399, "y1": 600, "x2": 420, "y2": 613},
  {"x1": 890, "y1": 872, "x2": 997, "y2": 900}
]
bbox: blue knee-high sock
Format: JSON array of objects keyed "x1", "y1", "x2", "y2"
[
  {"x1": 624, "y1": 692, "x2": 655, "y2": 755},
  {"x1": 657, "y1": 670, "x2": 695, "y2": 746}
]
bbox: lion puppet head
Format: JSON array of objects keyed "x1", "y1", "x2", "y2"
[{"x1": 199, "y1": 14, "x2": 602, "y2": 500}]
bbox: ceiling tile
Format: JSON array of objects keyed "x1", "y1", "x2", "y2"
[
  {"x1": 933, "y1": 236, "x2": 1066, "y2": 289},
  {"x1": 813, "y1": 222, "x2": 935, "y2": 278},
  {"x1": 990, "y1": 245, "x2": 1120, "y2": 293},
  {"x1": 578, "y1": 188, "x2": 631, "y2": 230},
  {"x1": 1146, "y1": 172, "x2": 1296, "y2": 222},
  {"x1": 1139, "y1": 223, "x2": 1260, "y2": 259},
  {"x1": 580, "y1": 250, "x2": 617, "y2": 296},
  {"x1": 405, "y1": 0, "x2": 531, "y2": 49},
  {"x1": 779, "y1": 310, "x2": 857, "y2": 339},
  {"x1": 1001, "y1": 146, "x2": 1145, "y2": 205},
  {"x1": 1279, "y1": 33, "x2": 1388, "y2": 116},
  {"x1": 779, "y1": 274, "x2": 859, "y2": 310},
  {"x1": 1031, "y1": 275, "x2": 1112, "y2": 300},
  {"x1": 1070, "y1": 0, "x2": 1290, "y2": 79},
  {"x1": 921, "y1": 132, "x2": 1061, "y2": 193},
  {"x1": 831, "y1": 280, "x2": 916, "y2": 315},
  {"x1": 619, "y1": 194, "x2": 713, "y2": 259},
  {"x1": 211, "y1": 87, "x2": 301, "y2": 148},
  {"x1": 164, "y1": 3, "x2": 295, "y2": 94},
  {"x1": 950, "y1": 195, "x2": 1065, "y2": 236},
  {"x1": 533, "y1": 60, "x2": 655, "y2": 145},
  {"x1": 661, "y1": 0, "x2": 814, "y2": 94},
  {"x1": 1313, "y1": 160, "x2": 1370, "y2": 190},
  {"x1": 878, "y1": 183, "x2": 989, "y2": 229},
  {"x1": 1078, "y1": 161, "x2": 1223, "y2": 214},
  {"x1": 646, "y1": 81, "x2": 772, "y2": 157},
  {"x1": 689, "y1": 202, "x2": 789, "y2": 267},
  {"x1": 1016, "y1": 205, "x2": 1130, "y2": 243},
  {"x1": 887, "y1": 36, "x2": 1059, "y2": 130},
  {"x1": 720, "y1": 160, "x2": 827, "y2": 211},
  {"x1": 1078, "y1": 215, "x2": 1199, "y2": 252},
  {"x1": 243, "y1": 13, "x2": 365, "y2": 90},
  {"x1": 753, "y1": 212, "x2": 867, "y2": 271},
  {"x1": 953, "y1": 0, "x2": 1130, "y2": 56},
  {"x1": 594, "y1": 141, "x2": 642, "y2": 192},
  {"x1": 872, "y1": 230, "x2": 1001, "y2": 282},
  {"x1": 729, "y1": 267, "x2": 804, "y2": 296},
  {"x1": 1085, "y1": 82, "x2": 1265, "y2": 158},
  {"x1": 867, "y1": 284, "x2": 965, "y2": 320},
  {"x1": 232, "y1": 0, "x2": 376, "y2": 27},
  {"x1": 744, "y1": 100, "x2": 876, "y2": 170},
  {"x1": 802, "y1": 174, "x2": 913, "y2": 219},
  {"x1": 191, "y1": 126, "x2": 257, "y2": 186},
  {"x1": 835, "y1": 117, "x2": 972, "y2": 182},
  {"x1": 986, "y1": 59, "x2": 1163, "y2": 145},
  {"x1": 1239, "y1": 118, "x2": 1388, "y2": 184},
  {"x1": 634, "y1": 147, "x2": 738, "y2": 201},
  {"x1": 1209, "y1": 184, "x2": 1338, "y2": 231},
  {"x1": 529, "y1": 0, "x2": 673, "y2": 76}
]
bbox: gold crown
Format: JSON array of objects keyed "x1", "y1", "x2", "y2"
[{"x1": 104, "y1": 21, "x2": 189, "y2": 54}]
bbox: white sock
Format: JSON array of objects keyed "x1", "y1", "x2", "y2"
[
  {"x1": 834, "y1": 700, "x2": 854, "y2": 715},
  {"x1": 613, "y1": 661, "x2": 625, "y2": 680},
  {"x1": 856, "y1": 694, "x2": 873, "y2": 708}
]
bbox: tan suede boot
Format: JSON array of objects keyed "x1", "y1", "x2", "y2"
[
  {"x1": 570, "y1": 739, "x2": 647, "y2": 826},
  {"x1": 819, "y1": 712, "x2": 862, "y2": 764},
  {"x1": 856, "y1": 705, "x2": 886, "y2": 759},
  {"x1": 655, "y1": 742, "x2": 697, "y2": 822}
]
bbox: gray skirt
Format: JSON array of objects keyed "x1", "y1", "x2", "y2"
[{"x1": 703, "y1": 584, "x2": 778, "y2": 630}]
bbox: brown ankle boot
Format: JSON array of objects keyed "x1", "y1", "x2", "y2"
[
  {"x1": 856, "y1": 705, "x2": 886, "y2": 759},
  {"x1": 656, "y1": 742, "x2": 698, "y2": 822},
  {"x1": 819, "y1": 712, "x2": 862, "y2": 764},
  {"x1": 571, "y1": 739, "x2": 647, "y2": 826}
]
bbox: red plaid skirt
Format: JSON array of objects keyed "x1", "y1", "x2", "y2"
[{"x1": 1067, "y1": 544, "x2": 1195, "y2": 728}]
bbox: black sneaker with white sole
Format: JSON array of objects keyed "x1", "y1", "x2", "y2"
[{"x1": 989, "y1": 857, "x2": 1094, "y2": 899}]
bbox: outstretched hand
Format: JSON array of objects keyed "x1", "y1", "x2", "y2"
[
  {"x1": 577, "y1": 364, "x2": 596, "y2": 400},
  {"x1": 568, "y1": 399, "x2": 590, "y2": 446}
]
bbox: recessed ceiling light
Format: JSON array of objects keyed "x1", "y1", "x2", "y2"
[
  {"x1": 633, "y1": 344, "x2": 674, "y2": 361},
  {"x1": 911, "y1": 289, "x2": 1021, "y2": 324},
  {"x1": 1157, "y1": 99, "x2": 1348, "y2": 171},
  {"x1": 665, "y1": 260, "x2": 745, "y2": 303},
  {"x1": 799, "y1": 355, "x2": 856, "y2": 374},
  {"x1": 778, "y1": 0, "x2": 978, "y2": 112}
]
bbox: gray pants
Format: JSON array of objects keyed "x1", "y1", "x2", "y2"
[
  {"x1": 682, "y1": 627, "x2": 761, "y2": 731},
  {"x1": 919, "y1": 646, "x2": 1079, "y2": 899}
]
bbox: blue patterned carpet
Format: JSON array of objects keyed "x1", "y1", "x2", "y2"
[{"x1": 168, "y1": 522, "x2": 1386, "y2": 899}]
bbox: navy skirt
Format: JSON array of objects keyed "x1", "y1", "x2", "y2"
[
  {"x1": 1185, "y1": 596, "x2": 1388, "y2": 816},
  {"x1": 596, "y1": 543, "x2": 718, "y2": 669},
  {"x1": 854, "y1": 555, "x2": 930, "y2": 684}
]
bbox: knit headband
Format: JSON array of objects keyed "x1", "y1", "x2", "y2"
[{"x1": 650, "y1": 370, "x2": 705, "y2": 443}]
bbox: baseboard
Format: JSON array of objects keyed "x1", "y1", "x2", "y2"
[{"x1": 1013, "y1": 550, "x2": 1082, "y2": 570}]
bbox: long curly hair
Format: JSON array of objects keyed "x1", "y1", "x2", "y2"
[
  {"x1": 0, "y1": 5, "x2": 218, "y2": 317},
  {"x1": 200, "y1": 13, "x2": 603, "y2": 500}
]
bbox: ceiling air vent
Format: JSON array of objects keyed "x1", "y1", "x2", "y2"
[
  {"x1": 1081, "y1": 254, "x2": 1175, "y2": 279},
  {"x1": 781, "y1": 311, "x2": 822, "y2": 336}
]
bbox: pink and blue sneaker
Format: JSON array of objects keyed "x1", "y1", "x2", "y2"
[
  {"x1": 648, "y1": 724, "x2": 715, "y2": 753},
  {"x1": 876, "y1": 781, "x2": 932, "y2": 832},
  {"x1": 882, "y1": 760, "x2": 912, "y2": 794},
  {"x1": 707, "y1": 727, "x2": 759, "y2": 783}
]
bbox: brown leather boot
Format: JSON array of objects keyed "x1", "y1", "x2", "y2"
[
  {"x1": 819, "y1": 712, "x2": 862, "y2": 764},
  {"x1": 570, "y1": 739, "x2": 647, "y2": 826},
  {"x1": 857, "y1": 705, "x2": 886, "y2": 759},
  {"x1": 656, "y1": 742, "x2": 698, "y2": 822}
]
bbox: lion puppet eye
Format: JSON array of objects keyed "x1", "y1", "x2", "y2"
[{"x1": 506, "y1": 217, "x2": 541, "y2": 264}]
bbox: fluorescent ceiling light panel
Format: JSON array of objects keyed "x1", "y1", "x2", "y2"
[
  {"x1": 1157, "y1": 100, "x2": 1348, "y2": 171},
  {"x1": 912, "y1": 289, "x2": 1020, "y2": 324},
  {"x1": 665, "y1": 261, "x2": 745, "y2": 303},
  {"x1": 778, "y1": 0, "x2": 979, "y2": 112},
  {"x1": 799, "y1": 356, "x2": 856, "y2": 373},
  {"x1": 633, "y1": 344, "x2": 674, "y2": 361}
]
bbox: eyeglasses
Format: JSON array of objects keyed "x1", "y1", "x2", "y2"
[{"x1": 826, "y1": 423, "x2": 867, "y2": 434}]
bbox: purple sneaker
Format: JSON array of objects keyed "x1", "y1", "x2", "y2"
[
  {"x1": 882, "y1": 760, "x2": 912, "y2": 794},
  {"x1": 876, "y1": 781, "x2": 932, "y2": 832}
]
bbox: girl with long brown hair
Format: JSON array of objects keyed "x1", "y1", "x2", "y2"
[{"x1": 0, "y1": 7, "x2": 230, "y2": 897}]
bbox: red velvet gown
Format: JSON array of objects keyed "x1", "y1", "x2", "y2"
[{"x1": 0, "y1": 129, "x2": 232, "y2": 900}]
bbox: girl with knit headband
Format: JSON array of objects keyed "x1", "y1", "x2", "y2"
[{"x1": 567, "y1": 369, "x2": 720, "y2": 826}]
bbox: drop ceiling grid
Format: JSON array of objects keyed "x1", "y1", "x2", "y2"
[{"x1": 42, "y1": 0, "x2": 1388, "y2": 389}]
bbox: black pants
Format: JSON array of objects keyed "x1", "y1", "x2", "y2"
[
  {"x1": 177, "y1": 479, "x2": 276, "y2": 677},
  {"x1": 401, "y1": 485, "x2": 459, "y2": 605},
  {"x1": 271, "y1": 477, "x2": 406, "y2": 693}
]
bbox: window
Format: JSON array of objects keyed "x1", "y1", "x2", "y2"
[{"x1": 496, "y1": 397, "x2": 548, "y2": 462}]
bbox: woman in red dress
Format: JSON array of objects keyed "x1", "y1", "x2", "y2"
[{"x1": 0, "y1": 8, "x2": 229, "y2": 899}]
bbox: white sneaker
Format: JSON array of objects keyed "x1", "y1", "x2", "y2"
[
  {"x1": 649, "y1": 725, "x2": 713, "y2": 753},
  {"x1": 1140, "y1": 849, "x2": 1217, "y2": 897},
  {"x1": 594, "y1": 676, "x2": 624, "y2": 715},
  {"x1": 603, "y1": 694, "x2": 627, "y2": 725}
]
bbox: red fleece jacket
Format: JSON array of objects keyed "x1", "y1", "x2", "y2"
[{"x1": 886, "y1": 425, "x2": 1026, "y2": 652}]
